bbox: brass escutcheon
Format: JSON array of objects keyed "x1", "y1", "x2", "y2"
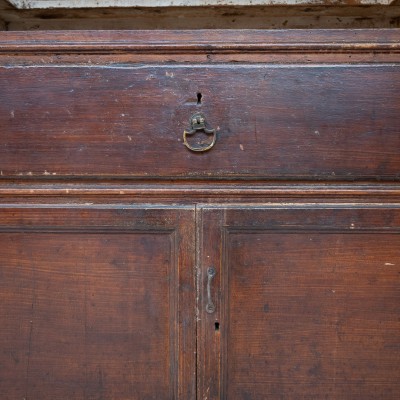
[{"x1": 183, "y1": 112, "x2": 217, "y2": 152}]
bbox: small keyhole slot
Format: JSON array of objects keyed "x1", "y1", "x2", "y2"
[
  {"x1": 215, "y1": 322, "x2": 220, "y2": 331},
  {"x1": 197, "y1": 92, "x2": 202, "y2": 105}
]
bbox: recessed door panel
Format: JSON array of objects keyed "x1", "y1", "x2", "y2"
[
  {"x1": 0, "y1": 206, "x2": 195, "y2": 400},
  {"x1": 199, "y1": 206, "x2": 400, "y2": 399}
]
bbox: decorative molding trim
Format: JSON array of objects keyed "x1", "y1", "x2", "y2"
[
  {"x1": 0, "y1": 29, "x2": 399, "y2": 54},
  {"x1": 1, "y1": 184, "x2": 400, "y2": 199}
]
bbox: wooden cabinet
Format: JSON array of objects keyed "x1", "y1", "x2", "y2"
[{"x1": 0, "y1": 30, "x2": 399, "y2": 399}]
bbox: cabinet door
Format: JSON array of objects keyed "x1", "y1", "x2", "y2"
[
  {"x1": 198, "y1": 206, "x2": 400, "y2": 399},
  {"x1": 0, "y1": 205, "x2": 195, "y2": 400}
]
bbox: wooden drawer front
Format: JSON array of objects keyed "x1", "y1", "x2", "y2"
[{"x1": 1, "y1": 53, "x2": 399, "y2": 182}]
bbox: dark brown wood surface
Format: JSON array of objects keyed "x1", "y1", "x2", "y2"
[
  {"x1": 1, "y1": 29, "x2": 399, "y2": 52},
  {"x1": 0, "y1": 30, "x2": 399, "y2": 400},
  {"x1": 199, "y1": 206, "x2": 400, "y2": 399},
  {"x1": 0, "y1": 64, "x2": 399, "y2": 180},
  {"x1": 0, "y1": 30, "x2": 399, "y2": 181},
  {"x1": 0, "y1": 206, "x2": 196, "y2": 399}
]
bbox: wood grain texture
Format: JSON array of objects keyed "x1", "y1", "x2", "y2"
[
  {"x1": 1, "y1": 29, "x2": 399, "y2": 400},
  {"x1": 199, "y1": 206, "x2": 400, "y2": 399},
  {"x1": 0, "y1": 30, "x2": 399, "y2": 182},
  {"x1": 0, "y1": 206, "x2": 196, "y2": 399},
  {"x1": 0, "y1": 63, "x2": 399, "y2": 180},
  {"x1": 0, "y1": 29, "x2": 399, "y2": 63},
  {"x1": 1, "y1": 29, "x2": 399, "y2": 53},
  {"x1": 1, "y1": 183, "x2": 400, "y2": 204},
  {"x1": 2, "y1": 6, "x2": 400, "y2": 31},
  {"x1": 6, "y1": 0, "x2": 397, "y2": 9}
]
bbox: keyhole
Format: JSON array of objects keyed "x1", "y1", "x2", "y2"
[
  {"x1": 215, "y1": 322, "x2": 220, "y2": 331},
  {"x1": 197, "y1": 92, "x2": 202, "y2": 105}
]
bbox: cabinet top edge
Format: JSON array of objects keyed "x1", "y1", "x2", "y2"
[
  {"x1": 6, "y1": 0, "x2": 397, "y2": 9},
  {"x1": 0, "y1": 29, "x2": 399, "y2": 53}
]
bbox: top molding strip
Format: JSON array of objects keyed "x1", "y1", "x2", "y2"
[
  {"x1": 0, "y1": 30, "x2": 399, "y2": 54},
  {"x1": 5, "y1": 0, "x2": 396, "y2": 9}
]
